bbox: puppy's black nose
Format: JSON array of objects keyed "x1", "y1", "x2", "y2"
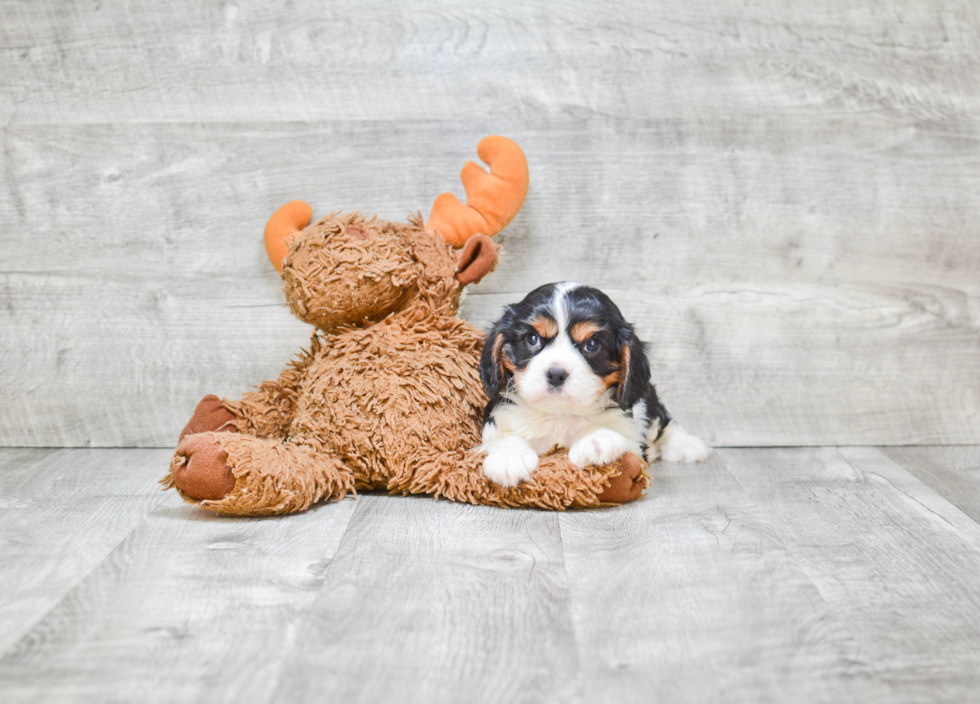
[{"x1": 546, "y1": 367, "x2": 568, "y2": 388}]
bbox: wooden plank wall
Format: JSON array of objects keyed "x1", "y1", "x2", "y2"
[{"x1": 1, "y1": 1, "x2": 978, "y2": 448}]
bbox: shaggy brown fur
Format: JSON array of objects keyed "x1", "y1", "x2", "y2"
[{"x1": 163, "y1": 149, "x2": 648, "y2": 516}]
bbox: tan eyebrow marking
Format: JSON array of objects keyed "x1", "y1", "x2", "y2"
[
  {"x1": 571, "y1": 321, "x2": 603, "y2": 343},
  {"x1": 530, "y1": 316, "x2": 558, "y2": 338}
]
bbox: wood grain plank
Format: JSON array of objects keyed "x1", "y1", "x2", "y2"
[
  {"x1": 2, "y1": 121, "x2": 978, "y2": 447},
  {"x1": 879, "y1": 446, "x2": 980, "y2": 524},
  {"x1": 0, "y1": 448, "x2": 171, "y2": 657},
  {"x1": 0, "y1": 489, "x2": 358, "y2": 704},
  {"x1": 558, "y1": 452, "x2": 874, "y2": 703},
  {"x1": 2, "y1": 1, "x2": 977, "y2": 125},
  {"x1": 719, "y1": 447, "x2": 980, "y2": 702},
  {"x1": 5, "y1": 120, "x2": 979, "y2": 285},
  {"x1": 272, "y1": 495, "x2": 581, "y2": 704}
]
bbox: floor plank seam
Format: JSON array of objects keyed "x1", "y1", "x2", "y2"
[{"x1": 258, "y1": 494, "x2": 367, "y2": 704}]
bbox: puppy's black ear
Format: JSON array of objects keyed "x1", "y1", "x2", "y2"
[
  {"x1": 480, "y1": 320, "x2": 512, "y2": 399},
  {"x1": 616, "y1": 325, "x2": 651, "y2": 410}
]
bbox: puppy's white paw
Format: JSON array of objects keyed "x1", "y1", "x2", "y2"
[
  {"x1": 657, "y1": 422, "x2": 710, "y2": 463},
  {"x1": 483, "y1": 436, "x2": 540, "y2": 487},
  {"x1": 569, "y1": 428, "x2": 631, "y2": 468}
]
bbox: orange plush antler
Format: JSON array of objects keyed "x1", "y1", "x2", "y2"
[
  {"x1": 264, "y1": 200, "x2": 313, "y2": 272},
  {"x1": 426, "y1": 136, "x2": 529, "y2": 248}
]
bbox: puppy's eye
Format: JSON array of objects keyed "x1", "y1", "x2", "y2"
[
  {"x1": 583, "y1": 338, "x2": 599, "y2": 353},
  {"x1": 526, "y1": 333, "x2": 541, "y2": 349}
]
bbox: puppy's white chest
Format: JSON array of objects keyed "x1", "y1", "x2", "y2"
[
  {"x1": 491, "y1": 400, "x2": 643, "y2": 456},
  {"x1": 524, "y1": 413, "x2": 593, "y2": 454}
]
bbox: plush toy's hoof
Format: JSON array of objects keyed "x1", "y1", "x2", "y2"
[
  {"x1": 179, "y1": 394, "x2": 238, "y2": 442},
  {"x1": 172, "y1": 434, "x2": 237, "y2": 501},
  {"x1": 597, "y1": 453, "x2": 645, "y2": 504}
]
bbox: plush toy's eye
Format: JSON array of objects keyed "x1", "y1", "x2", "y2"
[
  {"x1": 583, "y1": 338, "x2": 599, "y2": 353},
  {"x1": 526, "y1": 333, "x2": 541, "y2": 350}
]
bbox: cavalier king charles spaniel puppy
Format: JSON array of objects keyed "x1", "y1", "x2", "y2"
[{"x1": 479, "y1": 282, "x2": 710, "y2": 487}]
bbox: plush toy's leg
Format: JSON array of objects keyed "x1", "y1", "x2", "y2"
[
  {"x1": 388, "y1": 448, "x2": 648, "y2": 509},
  {"x1": 178, "y1": 394, "x2": 238, "y2": 441},
  {"x1": 162, "y1": 433, "x2": 355, "y2": 516},
  {"x1": 168, "y1": 433, "x2": 238, "y2": 500},
  {"x1": 224, "y1": 385, "x2": 295, "y2": 439},
  {"x1": 221, "y1": 337, "x2": 321, "y2": 439}
]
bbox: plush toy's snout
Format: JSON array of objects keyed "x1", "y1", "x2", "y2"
[{"x1": 280, "y1": 215, "x2": 420, "y2": 330}]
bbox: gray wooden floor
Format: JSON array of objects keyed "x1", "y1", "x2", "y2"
[{"x1": 1, "y1": 446, "x2": 978, "y2": 703}]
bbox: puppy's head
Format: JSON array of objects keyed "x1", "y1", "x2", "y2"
[{"x1": 480, "y1": 282, "x2": 650, "y2": 410}]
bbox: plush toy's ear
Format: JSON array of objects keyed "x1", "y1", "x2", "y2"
[
  {"x1": 427, "y1": 136, "x2": 529, "y2": 248},
  {"x1": 264, "y1": 200, "x2": 313, "y2": 273},
  {"x1": 616, "y1": 325, "x2": 651, "y2": 410},
  {"x1": 455, "y1": 234, "x2": 499, "y2": 285},
  {"x1": 479, "y1": 321, "x2": 513, "y2": 400}
]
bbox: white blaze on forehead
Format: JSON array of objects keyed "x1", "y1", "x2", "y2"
[{"x1": 552, "y1": 281, "x2": 583, "y2": 332}]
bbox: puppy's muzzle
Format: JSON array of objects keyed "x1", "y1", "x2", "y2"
[{"x1": 546, "y1": 366, "x2": 568, "y2": 389}]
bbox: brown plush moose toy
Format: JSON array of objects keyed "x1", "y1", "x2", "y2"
[{"x1": 162, "y1": 136, "x2": 647, "y2": 516}]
